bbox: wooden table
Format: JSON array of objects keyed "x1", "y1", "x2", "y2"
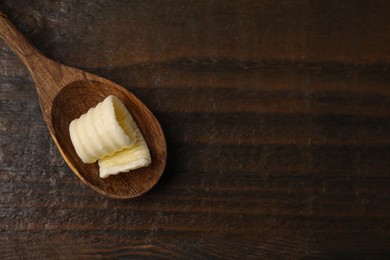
[{"x1": 1, "y1": 1, "x2": 389, "y2": 258}]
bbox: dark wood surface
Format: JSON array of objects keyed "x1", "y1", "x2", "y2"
[{"x1": 0, "y1": 0, "x2": 389, "y2": 258}]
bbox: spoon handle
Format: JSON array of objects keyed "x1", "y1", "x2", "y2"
[
  {"x1": 0, "y1": 9, "x2": 74, "y2": 114},
  {"x1": 0, "y1": 9, "x2": 47, "y2": 75}
]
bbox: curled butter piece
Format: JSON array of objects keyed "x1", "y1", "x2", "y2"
[
  {"x1": 98, "y1": 110, "x2": 151, "y2": 178},
  {"x1": 69, "y1": 95, "x2": 137, "y2": 163}
]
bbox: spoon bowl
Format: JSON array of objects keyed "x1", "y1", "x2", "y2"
[
  {"x1": 0, "y1": 10, "x2": 166, "y2": 198},
  {"x1": 52, "y1": 80, "x2": 166, "y2": 198}
]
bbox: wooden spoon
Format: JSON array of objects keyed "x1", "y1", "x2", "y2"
[{"x1": 0, "y1": 10, "x2": 167, "y2": 199}]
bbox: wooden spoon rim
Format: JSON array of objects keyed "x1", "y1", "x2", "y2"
[{"x1": 51, "y1": 79, "x2": 167, "y2": 199}]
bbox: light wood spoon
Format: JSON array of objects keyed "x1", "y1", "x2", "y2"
[{"x1": 0, "y1": 10, "x2": 167, "y2": 198}]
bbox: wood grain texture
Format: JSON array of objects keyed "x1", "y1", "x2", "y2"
[{"x1": 0, "y1": 0, "x2": 389, "y2": 259}]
